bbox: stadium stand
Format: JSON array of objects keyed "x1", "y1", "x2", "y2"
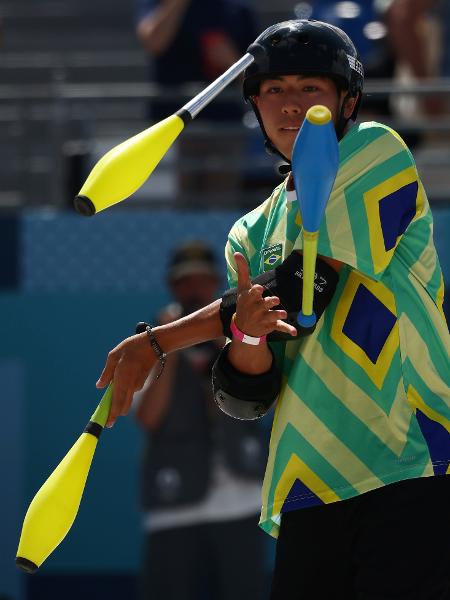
[{"x1": 0, "y1": 0, "x2": 448, "y2": 210}]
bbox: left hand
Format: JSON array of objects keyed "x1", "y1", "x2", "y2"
[
  {"x1": 234, "y1": 252, "x2": 297, "y2": 338},
  {"x1": 96, "y1": 333, "x2": 157, "y2": 428}
]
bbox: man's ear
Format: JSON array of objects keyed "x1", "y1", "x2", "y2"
[{"x1": 343, "y1": 94, "x2": 359, "y2": 119}]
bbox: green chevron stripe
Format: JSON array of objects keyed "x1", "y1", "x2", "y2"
[
  {"x1": 290, "y1": 364, "x2": 400, "y2": 471},
  {"x1": 397, "y1": 414, "x2": 434, "y2": 470},
  {"x1": 404, "y1": 358, "x2": 450, "y2": 421},
  {"x1": 427, "y1": 260, "x2": 445, "y2": 304},
  {"x1": 265, "y1": 424, "x2": 355, "y2": 513},
  {"x1": 344, "y1": 152, "x2": 415, "y2": 275},
  {"x1": 399, "y1": 218, "x2": 432, "y2": 272},
  {"x1": 400, "y1": 303, "x2": 450, "y2": 379},
  {"x1": 339, "y1": 122, "x2": 388, "y2": 165}
]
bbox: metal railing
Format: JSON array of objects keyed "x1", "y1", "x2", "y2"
[{"x1": 0, "y1": 76, "x2": 449, "y2": 210}]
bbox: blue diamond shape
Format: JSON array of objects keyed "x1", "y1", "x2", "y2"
[
  {"x1": 379, "y1": 181, "x2": 418, "y2": 251},
  {"x1": 342, "y1": 284, "x2": 396, "y2": 364}
]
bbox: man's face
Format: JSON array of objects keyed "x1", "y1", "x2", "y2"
[
  {"x1": 253, "y1": 75, "x2": 352, "y2": 160},
  {"x1": 170, "y1": 273, "x2": 219, "y2": 313}
]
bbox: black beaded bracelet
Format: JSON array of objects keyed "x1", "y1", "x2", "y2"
[{"x1": 145, "y1": 325, "x2": 167, "y2": 380}]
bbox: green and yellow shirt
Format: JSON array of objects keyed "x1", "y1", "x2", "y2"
[{"x1": 225, "y1": 122, "x2": 450, "y2": 538}]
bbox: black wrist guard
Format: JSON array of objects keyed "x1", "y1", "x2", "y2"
[
  {"x1": 220, "y1": 252, "x2": 339, "y2": 341},
  {"x1": 212, "y1": 343, "x2": 281, "y2": 420}
]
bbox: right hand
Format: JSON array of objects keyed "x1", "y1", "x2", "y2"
[
  {"x1": 96, "y1": 332, "x2": 158, "y2": 428},
  {"x1": 234, "y1": 252, "x2": 297, "y2": 338}
]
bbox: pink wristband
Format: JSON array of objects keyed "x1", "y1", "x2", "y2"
[{"x1": 230, "y1": 314, "x2": 267, "y2": 346}]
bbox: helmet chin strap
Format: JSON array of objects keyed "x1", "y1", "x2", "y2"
[
  {"x1": 248, "y1": 97, "x2": 290, "y2": 164},
  {"x1": 335, "y1": 92, "x2": 352, "y2": 141}
]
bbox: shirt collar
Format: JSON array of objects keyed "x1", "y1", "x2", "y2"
[
  {"x1": 285, "y1": 189, "x2": 297, "y2": 203},
  {"x1": 283, "y1": 172, "x2": 297, "y2": 203}
]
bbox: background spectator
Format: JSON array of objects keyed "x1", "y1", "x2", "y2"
[
  {"x1": 134, "y1": 240, "x2": 269, "y2": 600},
  {"x1": 385, "y1": 0, "x2": 444, "y2": 117},
  {"x1": 297, "y1": 0, "x2": 444, "y2": 144},
  {"x1": 135, "y1": 0, "x2": 258, "y2": 200}
]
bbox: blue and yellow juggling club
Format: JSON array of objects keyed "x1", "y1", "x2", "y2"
[
  {"x1": 291, "y1": 105, "x2": 339, "y2": 328},
  {"x1": 16, "y1": 385, "x2": 113, "y2": 573}
]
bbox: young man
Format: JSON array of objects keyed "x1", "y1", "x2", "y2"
[{"x1": 97, "y1": 20, "x2": 450, "y2": 599}]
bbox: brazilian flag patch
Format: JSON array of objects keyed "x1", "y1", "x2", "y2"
[{"x1": 262, "y1": 243, "x2": 283, "y2": 271}]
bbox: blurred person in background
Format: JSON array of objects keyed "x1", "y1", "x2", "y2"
[
  {"x1": 299, "y1": 0, "x2": 446, "y2": 145},
  {"x1": 292, "y1": 1, "x2": 395, "y2": 117},
  {"x1": 134, "y1": 240, "x2": 268, "y2": 600},
  {"x1": 134, "y1": 0, "x2": 258, "y2": 201},
  {"x1": 385, "y1": 0, "x2": 446, "y2": 117},
  {"x1": 440, "y1": 0, "x2": 450, "y2": 80}
]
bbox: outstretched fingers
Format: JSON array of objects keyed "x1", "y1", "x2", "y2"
[
  {"x1": 234, "y1": 252, "x2": 297, "y2": 337},
  {"x1": 96, "y1": 351, "x2": 118, "y2": 389},
  {"x1": 275, "y1": 318, "x2": 298, "y2": 337},
  {"x1": 106, "y1": 361, "x2": 136, "y2": 428},
  {"x1": 255, "y1": 294, "x2": 296, "y2": 337},
  {"x1": 235, "y1": 252, "x2": 253, "y2": 293}
]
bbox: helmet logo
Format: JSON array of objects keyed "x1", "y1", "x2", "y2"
[{"x1": 347, "y1": 54, "x2": 364, "y2": 77}]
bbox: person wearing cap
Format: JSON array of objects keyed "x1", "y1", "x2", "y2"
[
  {"x1": 134, "y1": 241, "x2": 268, "y2": 600},
  {"x1": 98, "y1": 19, "x2": 449, "y2": 599}
]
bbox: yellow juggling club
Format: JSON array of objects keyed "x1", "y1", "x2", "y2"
[
  {"x1": 16, "y1": 384, "x2": 113, "y2": 573},
  {"x1": 291, "y1": 105, "x2": 339, "y2": 330},
  {"x1": 74, "y1": 52, "x2": 257, "y2": 216}
]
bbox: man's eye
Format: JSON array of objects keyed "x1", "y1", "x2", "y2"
[
  {"x1": 303, "y1": 86, "x2": 318, "y2": 92},
  {"x1": 267, "y1": 86, "x2": 281, "y2": 94}
]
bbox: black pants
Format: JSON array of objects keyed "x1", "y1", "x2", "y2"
[
  {"x1": 270, "y1": 476, "x2": 450, "y2": 600},
  {"x1": 140, "y1": 514, "x2": 267, "y2": 600}
]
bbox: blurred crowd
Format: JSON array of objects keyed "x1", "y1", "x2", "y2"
[
  {"x1": 132, "y1": 0, "x2": 450, "y2": 205},
  {"x1": 0, "y1": 1, "x2": 449, "y2": 210}
]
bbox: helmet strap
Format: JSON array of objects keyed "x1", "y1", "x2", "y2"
[
  {"x1": 335, "y1": 91, "x2": 355, "y2": 140},
  {"x1": 249, "y1": 97, "x2": 291, "y2": 164}
]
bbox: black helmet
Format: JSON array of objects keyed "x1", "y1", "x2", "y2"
[{"x1": 244, "y1": 19, "x2": 364, "y2": 153}]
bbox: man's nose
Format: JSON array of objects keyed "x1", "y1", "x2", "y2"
[{"x1": 282, "y1": 97, "x2": 303, "y2": 115}]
